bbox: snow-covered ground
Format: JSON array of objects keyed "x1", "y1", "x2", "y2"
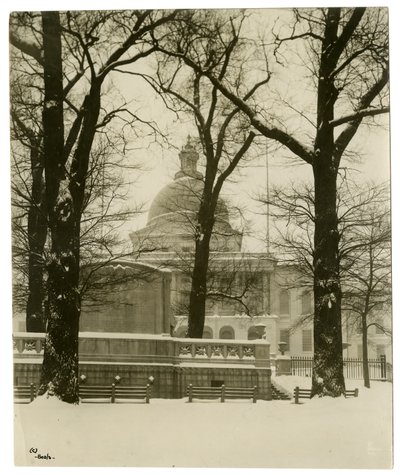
[{"x1": 14, "y1": 378, "x2": 392, "y2": 469}]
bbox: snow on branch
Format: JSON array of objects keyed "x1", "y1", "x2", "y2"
[
  {"x1": 330, "y1": 106, "x2": 390, "y2": 128},
  {"x1": 9, "y1": 31, "x2": 44, "y2": 65}
]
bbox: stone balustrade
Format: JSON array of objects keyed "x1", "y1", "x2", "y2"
[
  {"x1": 13, "y1": 332, "x2": 270, "y2": 368},
  {"x1": 13, "y1": 333, "x2": 45, "y2": 354},
  {"x1": 176, "y1": 338, "x2": 269, "y2": 368}
]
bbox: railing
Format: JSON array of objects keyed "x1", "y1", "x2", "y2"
[
  {"x1": 290, "y1": 355, "x2": 392, "y2": 381},
  {"x1": 177, "y1": 340, "x2": 256, "y2": 360},
  {"x1": 290, "y1": 356, "x2": 313, "y2": 377},
  {"x1": 13, "y1": 332, "x2": 270, "y2": 368},
  {"x1": 13, "y1": 334, "x2": 44, "y2": 354}
]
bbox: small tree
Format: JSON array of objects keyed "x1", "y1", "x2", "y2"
[{"x1": 340, "y1": 187, "x2": 391, "y2": 387}]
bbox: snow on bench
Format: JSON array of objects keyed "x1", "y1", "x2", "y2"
[
  {"x1": 293, "y1": 386, "x2": 359, "y2": 404},
  {"x1": 186, "y1": 384, "x2": 258, "y2": 403}
]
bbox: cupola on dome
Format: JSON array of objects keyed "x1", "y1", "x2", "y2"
[{"x1": 147, "y1": 136, "x2": 229, "y2": 226}]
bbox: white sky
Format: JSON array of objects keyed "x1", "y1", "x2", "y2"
[
  {"x1": 108, "y1": 25, "x2": 391, "y2": 251},
  {"x1": 0, "y1": 1, "x2": 399, "y2": 475}
]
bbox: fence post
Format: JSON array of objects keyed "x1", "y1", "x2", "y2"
[
  {"x1": 145, "y1": 384, "x2": 150, "y2": 404},
  {"x1": 253, "y1": 386, "x2": 257, "y2": 404},
  {"x1": 30, "y1": 383, "x2": 35, "y2": 402},
  {"x1": 221, "y1": 384, "x2": 225, "y2": 403},
  {"x1": 188, "y1": 384, "x2": 193, "y2": 403},
  {"x1": 354, "y1": 388, "x2": 359, "y2": 398},
  {"x1": 380, "y1": 355, "x2": 387, "y2": 380},
  {"x1": 111, "y1": 383, "x2": 115, "y2": 403},
  {"x1": 294, "y1": 386, "x2": 299, "y2": 404}
]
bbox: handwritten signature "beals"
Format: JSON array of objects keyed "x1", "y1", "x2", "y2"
[{"x1": 29, "y1": 447, "x2": 54, "y2": 460}]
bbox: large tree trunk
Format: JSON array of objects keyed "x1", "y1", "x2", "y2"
[
  {"x1": 39, "y1": 216, "x2": 81, "y2": 402},
  {"x1": 310, "y1": 8, "x2": 346, "y2": 397},
  {"x1": 26, "y1": 145, "x2": 47, "y2": 332},
  {"x1": 312, "y1": 162, "x2": 345, "y2": 396},
  {"x1": 38, "y1": 11, "x2": 80, "y2": 403},
  {"x1": 38, "y1": 11, "x2": 103, "y2": 402},
  {"x1": 187, "y1": 191, "x2": 215, "y2": 338}
]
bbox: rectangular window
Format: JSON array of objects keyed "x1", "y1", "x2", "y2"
[
  {"x1": 301, "y1": 292, "x2": 312, "y2": 315},
  {"x1": 279, "y1": 329, "x2": 290, "y2": 351},
  {"x1": 302, "y1": 329, "x2": 312, "y2": 352},
  {"x1": 280, "y1": 290, "x2": 290, "y2": 315}
]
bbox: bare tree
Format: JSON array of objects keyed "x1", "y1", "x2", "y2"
[
  {"x1": 156, "y1": 7, "x2": 389, "y2": 396},
  {"x1": 259, "y1": 180, "x2": 391, "y2": 388},
  {"x1": 138, "y1": 10, "x2": 278, "y2": 337},
  {"x1": 10, "y1": 10, "x2": 178, "y2": 402},
  {"x1": 340, "y1": 186, "x2": 391, "y2": 388},
  {"x1": 129, "y1": 155, "x2": 266, "y2": 326},
  {"x1": 10, "y1": 13, "x2": 48, "y2": 331}
]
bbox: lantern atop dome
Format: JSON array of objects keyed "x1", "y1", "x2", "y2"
[{"x1": 174, "y1": 135, "x2": 203, "y2": 180}]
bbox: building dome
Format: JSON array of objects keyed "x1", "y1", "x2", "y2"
[
  {"x1": 131, "y1": 136, "x2": 242, "y2": 253},
  {"x1": 147, "y1": 137, "x2": 229, "y2": 226},
  {"x1": 147, "y1": 175, "x2": 229, "y2": 225}
]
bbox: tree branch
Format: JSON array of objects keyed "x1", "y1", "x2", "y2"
[
  {"x1": 9, "y1": 31, "x2": 44, "y2": 65},
  {"x1": 330, "y1": 106, "x2": 389, "y2": 128}
]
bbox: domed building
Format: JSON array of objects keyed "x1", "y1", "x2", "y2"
[
  {"x1": 130, "y1": 136, "x2": 282, "y2": 351},
  {"x1": 131, "y1": 137, "x2": 242, "y2": 254}
]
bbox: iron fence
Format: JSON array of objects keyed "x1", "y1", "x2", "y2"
[{"x1": 290, "y1": 355, "x2": 391, "y2": 381}]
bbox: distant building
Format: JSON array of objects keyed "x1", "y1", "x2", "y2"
[{"x1": 14, "y1": 137, "x2": 392, "y2": 362}]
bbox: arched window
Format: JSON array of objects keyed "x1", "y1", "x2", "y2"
[
  {"x1": 301, "y1": 291, "x2": 312, "y2": 315},
  {"x1": 279, "y1": 290, "x2": 290, "y2": 315},
  {"x1": 247, "y1": 326, "x2": 259, "y2": 340},
  {"x1": 219, "y1": 326, "x2": 235, "y2": 340},
  {"x1": 202, "y1": 326, "x2": 213, "y2": 339}
]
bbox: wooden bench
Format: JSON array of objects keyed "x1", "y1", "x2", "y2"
[
  {"x1": 14, "y1": 384, "x2": 36, "y2": 403},
  {"x1": 79, "y1": 384, "x2": 151, "y2": 403},
  {"x1": 294, "y1": 386, "x2": 358, "y2": 404},
  {"x1": 187, "y1": 384, "x2": 257, "y2": 403},
  {"x1": 79, "y1": 385, "x2": 113, "y2": 403},
  {"x1": 113, "y1": 384, "x2": 151, "y2": 404}
]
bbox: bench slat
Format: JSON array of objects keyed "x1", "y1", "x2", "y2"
[
  {"x1": 294, "y1": 387, "x2": 359, "y2": 403},
  {"x1": 14, "y1": 384, "x2": 36, "y2": 403},
  {"x1": 187, "y1": 385, "x2": 257, "y2": 403}
]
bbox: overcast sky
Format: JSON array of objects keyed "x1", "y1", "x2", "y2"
[{"x1": 105, "y1": 8, "x2": 391, "y2": 251}]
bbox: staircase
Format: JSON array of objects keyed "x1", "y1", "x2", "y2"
[{"x1": 271, "y1": 382, "x2": 291, "y2": 400}]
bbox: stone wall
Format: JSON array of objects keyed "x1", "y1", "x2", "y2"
[{"x1": 13, "y1": 333, "x2": 272, "y2": 400}]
